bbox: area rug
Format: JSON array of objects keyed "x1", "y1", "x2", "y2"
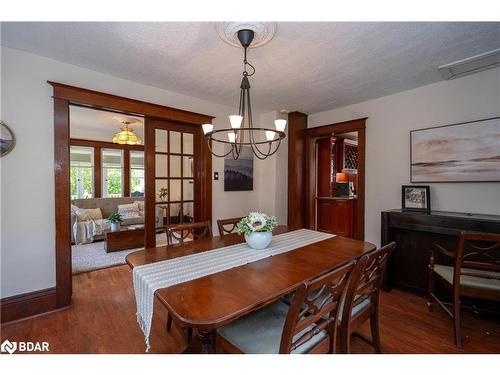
[{"x1": 72, "y1": 233, "x2": 169, "y2": 274}]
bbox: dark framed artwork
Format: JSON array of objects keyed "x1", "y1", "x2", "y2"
[
  {"x1": 402, "y1": 185, "x2": 430, "y2": 213},
  {"x1": 0, "y1": 121, "x2": 16, "y2": 157},
  {"x1": 410, "y1": 117, "x2": 500, "y2": 182},
  {"x1": 224, "y1": 145, "x2": 253, "y2": 191}
]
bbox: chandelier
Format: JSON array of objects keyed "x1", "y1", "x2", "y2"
[
  {"x1": 112, "y1": 119, "x2": 143, "y2": 145},
  {"x1": 202, "y1": 29, "x2": 286, "y2": 160}
]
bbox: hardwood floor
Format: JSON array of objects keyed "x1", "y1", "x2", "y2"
[{"x1": 1, "y1": 265, "x2": 499, "y2": 354}]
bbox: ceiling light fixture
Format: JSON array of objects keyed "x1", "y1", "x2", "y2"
[
  {"x1": 203, "y1": 28, "x2": 286, "y2": 160},
  {"x1": 112, "y1": 119, "x2": 143, "y2": 145}
]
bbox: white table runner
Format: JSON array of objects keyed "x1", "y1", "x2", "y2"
[{"x1": 133, "y1": 229, "x2": 334, "y2": 351}]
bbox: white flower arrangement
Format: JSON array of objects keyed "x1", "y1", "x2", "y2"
[{"x1": 236, "y1": 212, "x2": 278, "y2": 237}]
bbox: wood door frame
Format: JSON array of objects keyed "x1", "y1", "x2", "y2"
[
  {"x1": 50, "y1": 81, "x2": 214, "y2": 309},
  {"x1": 287, "y1": 112, "x2": 308, "y2": 229},
  {"x1": 305, "y1": 118, "x2": 367, "y2": 240}
]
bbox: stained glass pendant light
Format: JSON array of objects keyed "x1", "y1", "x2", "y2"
[{"x1": 112, "y1": 120, "x2": 143, "y2": 145}]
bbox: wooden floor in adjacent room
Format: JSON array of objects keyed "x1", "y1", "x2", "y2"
[{"x1": 1, "y1": 265, "x2": 499, "y2": 354}]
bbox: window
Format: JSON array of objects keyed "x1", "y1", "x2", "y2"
[
  {"x1": 102, "y1": 149, "x2": 123, "y2": 197},
  {"x1": 130, "y1": 151, "x2": 145, "y2": 197},
  {"x1": 70, "y1": 146, "x2": 94, "y2": 199}
]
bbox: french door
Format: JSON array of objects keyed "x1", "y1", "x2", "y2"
[{"x1": 144, "y1": 118, "x2": 211, "y2": 247}]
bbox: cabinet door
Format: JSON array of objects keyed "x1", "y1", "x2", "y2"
[
  {"x1": 317, "y1": 200, "x2": 354, "y2": 237},
  {"x1": 317, "y1": 201, "x2": 333, "y2": 233}
]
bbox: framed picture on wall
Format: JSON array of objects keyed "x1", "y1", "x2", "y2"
[
  {"x1": 0, "y1": 121, "x2": 16, "y2": 157},
  {"x1": 224, "y1": 145, "x2": 254, "y2": 191},
  {"x1": 401, "y1": 185, "x2": 430, "y2": 213},
  {"x1": 410, "y1": 117, "x2": 500, "y2": 182}
]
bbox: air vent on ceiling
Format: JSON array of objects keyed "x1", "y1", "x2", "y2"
[{"x1": 438, "y1": 48, "x2": 500, "y2": 80}]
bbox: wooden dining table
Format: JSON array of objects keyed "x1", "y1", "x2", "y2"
[{"x1": 126, "y1": 226, "x2": 376, "y2": 353}]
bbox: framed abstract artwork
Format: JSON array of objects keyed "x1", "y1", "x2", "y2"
[
  {"x1": 410, "y1": 117, "x2": 500, "y2": 182},
  {"x1": 224, "y1": 145, "x2": 254, "y2": 191}
]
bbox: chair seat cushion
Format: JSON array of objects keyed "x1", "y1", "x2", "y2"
[
  {"x1": 434, "y1": 265, "x2": 500, "y2": 292},
  {"x1": 217, "y1": 300, "x2": 327, "y2": 354}
]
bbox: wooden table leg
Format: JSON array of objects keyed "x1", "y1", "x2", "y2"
[
  {"x1": 198, "y1": 329, "x2": 214, "y2": 354},
  {"x1": 182, "y1": 328, "x2": 214, "y2": 354}
]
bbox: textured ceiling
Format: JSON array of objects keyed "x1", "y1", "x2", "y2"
[{"x1": 2, "y1": 22, "x2": 499, "y2": 113}]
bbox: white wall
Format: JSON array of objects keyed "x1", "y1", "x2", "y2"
[
  {"x1": 0, "y1": 46, "x2": 278, "y2": 298},
  {"x1": 309, "y1": 66, "x2": 500, "y2": 246}
]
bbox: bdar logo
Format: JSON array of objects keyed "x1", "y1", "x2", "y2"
[
  {"x1": 0, "y1": 339, "x2": 49, "y2": 354},
  {"x1": 1, "y1": 339, "x2": 17, "y2": 354}
]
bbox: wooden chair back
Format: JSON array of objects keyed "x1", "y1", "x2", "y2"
[
  {"x1": 341, "y1": 242, "x2": 396, "y2": 323},
  {"x1": 279, "y1": 260, "x2": 356, "y2": 354},
  {"x1": 216, "y1": 217, "x2": 244, "y2": 237},
  {"x1": 455, "y1": 231, "x2": 500, "y2": 272},
  {"x1": 164, "y1": 221, "x2": 212, "y2": 245},
  {"x1": 452, "y1": 231, "x2": 500, "y2": 286}
]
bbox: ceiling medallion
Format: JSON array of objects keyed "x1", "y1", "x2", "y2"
[
  {"x1": 203, "y1": 26, "x2": 286, "y2": 160},
  {"x1": 216, "y1": 22, "x2": 277, "y2": 49}
]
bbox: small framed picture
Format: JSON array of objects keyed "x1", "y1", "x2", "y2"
[
  {"x1": 401, "y1": 185, "x2": 431, "y2": 213},
  {"x1": 1, "y1": 121, "x2": 16, "y2": 157}
]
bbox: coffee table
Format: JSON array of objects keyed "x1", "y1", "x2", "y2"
[{"x1": 104, "y1": 226, "x2": 145, "y2": 253}]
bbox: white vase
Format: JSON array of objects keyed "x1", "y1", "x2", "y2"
[
  {"x1": 245, "y1": 231, "x2": 273, "y2": 250},
  {"x1": 110, "y1": 222, "x2": 120, "y2": 232}
]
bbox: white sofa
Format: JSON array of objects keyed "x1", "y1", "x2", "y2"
[{"x1": 71, "y1": 197, "x2": 163, "y2": 243}]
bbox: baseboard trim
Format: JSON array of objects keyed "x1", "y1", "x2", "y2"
[{"x1": 0, "y1": 287, "x2": 58, "y2": 323}]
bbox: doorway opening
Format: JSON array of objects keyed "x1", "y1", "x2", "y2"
[
  {"x1": 51, "y1": 82, "x2": 213, "y2": 309},
  {"x1": 69, "y1": 105, "x2": 153, "y2": 274},
  {"x1": 315, "y1": 131, "x2": 359, "y2": 238},
  {"x1": 305, "y1": 118, "x2": 366, "y2": 240}
]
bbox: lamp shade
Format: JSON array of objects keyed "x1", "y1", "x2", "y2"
[
  {"x1": 336, "y1": 172, "x2": 348, "y2": 183},
  {"x1": 202, "y1": 123, "x2": 214, "y2": 135},
  {"x1": 227, "y1": 132, "x2": 237, "y2": 143},
  {"x1": 274, "y1": 119, "x2": 287, "y2": 132},
  {"x1": 265, "y1": 130, "x2": 276, "y2": 141},
  {"x1": 229, "y1": 115, "x2": 243, "y2": 129},
  {"x1": 112, "y1": 126, "x2": 142, "y2": 145}
]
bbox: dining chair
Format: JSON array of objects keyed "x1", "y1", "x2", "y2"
[
  {"x1": 164, "y1": 220, "x2": 212, "y2": 341},
  {"x1": 428, "y1": 231, "x2": 500, "y2": 348},
  {"x1": 216, "y1": 217, "x2": 244, "y2": 237},
  {"x1": 337, "y1": 242, "x2": 396, "y2": 354},
  {"x1": 215, "y1": 260, "x2": 356, "y2": 354},
  {"x1": 164, "y1": 220, "x2": 212, "y2": 245}
]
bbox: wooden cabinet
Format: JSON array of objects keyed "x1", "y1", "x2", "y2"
[
  {"x1": 104, "y1": 227, "x2": 144, "y2": 252},
  {"x1": 381, "y1": 210, "x2": 500, "y2": 294},
  {"x1": 317, "y1": 197, "x2": 355, "y2": 237}
]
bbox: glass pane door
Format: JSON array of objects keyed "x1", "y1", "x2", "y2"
[
  {"x1": 145, "y1": 117, "x2": 209, "y2": 248},
  {"x1": 154, "y1": 125, "x2": 196, "y2": 227}
]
